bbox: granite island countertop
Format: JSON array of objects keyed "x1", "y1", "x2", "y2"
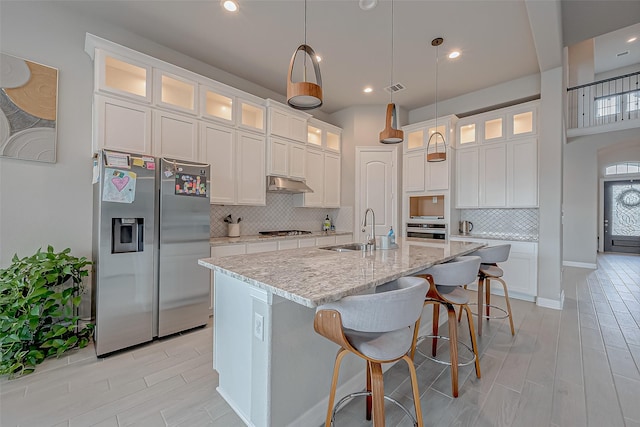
[
  {"x1": 210, "y1": 230, "x2": 352, "y2": 247},
  {"x1": 199, "y1": 238, "x2": 485, "y2": 308}
]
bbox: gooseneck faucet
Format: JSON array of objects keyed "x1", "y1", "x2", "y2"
[{"x1": 362, "y1": 208, "x2": 376, "y2": 250}]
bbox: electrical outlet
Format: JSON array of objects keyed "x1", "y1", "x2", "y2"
[
  {"x1": 432, "y1": 196, "x2": 438, "y2": 203},
  {"x1": 254, "y1": 313, "x2": 264, "y2": 341}
]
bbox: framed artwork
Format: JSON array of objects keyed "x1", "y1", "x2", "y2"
[{"x1": 0, "y1": 52, "x2": 58, "y2": 163}]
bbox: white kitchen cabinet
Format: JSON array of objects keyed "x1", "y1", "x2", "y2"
[
  {"x1": 323, "y1": 152, "x2": 341, "y2": 208},
  {"x1": 315, "y1": 235, "x2": 336, "y2": 246},
  {"x1": 236, "y1": 131, "x2": 266, "y2": 205},
  {"x1": 94, "y1": 95, "x2": 152, "y2": 154},
  {"x1": 455, "y1": 148, "x2": 479, "y2": 208},
  {"x1": 154, "y1": 69, "x2": 197, "y2": 114},
  {"x1": 153, "y1": 110, "x2": 199, "y2": 161},
  {"x1": 246, "y1": 241, "x2": 279, "y2": 254},
  {"x1": 449, "y1": 237, "x2": 537, "y2": 301},
  {"x1": 295, "y1": 148, "x2": 323, "y2": 207},
  {"x1": 94, "y1": 49, "x2": 152, "y2": 103},
  {"x1": 508, "y1": 105, "x2": 537, "y2": 138},
  {"x1": 298, "y1": 238, "x2": 318, "y2": 248},
  {"x1": 210, "y1": 244, "x2": 247, "y2": 309},
  {"x1": 483, "y1": 115, "x2": 506, "y2": 143},
  {"x1": 201, "y1": 123, "x2": 265, "y2": 206},
  {"x1": 507, "y1": 138, "x2": 538, "y2": 207},
  {"x1": 335, "y1": 234, "x2": 354, "y2": 245},
  {"x1": 479, "y1": 143, "x2": 507, "y2": 207},
  {"x1": 268, "y1": 137, "x2": 306, "y2": 180},
  {"x1": 404, "y1": 151, "x2": 425, "y2": 192},
  {"x1": 201, "y1": 122, "x2": 235, "y2": 204},
  {"x1": 293, "y1": 148, "x2": 341, "y2": 208},
  {"x1": 278, "y1": 240, "x2": 299, "y2": 250},
  {"x1": 267, "y1": 100, "x2": 310, "y2": 142},
  {"x1": 238, "y1": 99, "x2": 265, "y2": 133}
]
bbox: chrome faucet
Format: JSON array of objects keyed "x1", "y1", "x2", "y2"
[{"x1": 362, "y1": 208, "x2": 376, "y2": 250}]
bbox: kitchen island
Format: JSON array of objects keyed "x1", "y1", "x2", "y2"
[{"x1": 198, "y1": 238, "x2": 484, "y2": 427}]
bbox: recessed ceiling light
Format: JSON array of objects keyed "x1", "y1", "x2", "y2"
[
  {"x1": 448, "y1": 51, "x2": 461, "y2": 59},
  {"x1": 363, "y1": 87, "x2": 373, "y2": 93},
  {"x1": 222, "y1": 0, "x2": 238, "y2": 12},
  {"x1": 628, "y1": 37, "x2": 638, "y2": 43},
  {"x1": 359, "y1": 0, "x2": 378, "y2": 11},
  {"x1": 316, "y1": 55, "x2": 322, "y2": 62}
]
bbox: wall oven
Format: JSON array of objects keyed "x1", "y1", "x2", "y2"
[{"x1": 406, "y1": 223, "x2": 447, "y2": 240}]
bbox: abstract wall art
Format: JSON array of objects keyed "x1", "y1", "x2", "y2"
[{"x1": 0, "y1": 53, "x2": 58, "y2": 163}]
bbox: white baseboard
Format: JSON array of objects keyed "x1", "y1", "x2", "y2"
[
  {"x1": 536, "y1": 290, "x2": 565, "y2": 310},
  {"x1": 563, "y1": 261, "x2": 597, "y2": 269},
  {"x1": 217, "y1": 386, "x2": 255, "y2": 427}
]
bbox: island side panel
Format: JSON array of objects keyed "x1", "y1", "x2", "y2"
[
  {"x1": 269, "y1": 296, "x2": 366, "y2": 427},
  {"x1": 214, "y1": 271, "x2": 256, "y2": 425}
]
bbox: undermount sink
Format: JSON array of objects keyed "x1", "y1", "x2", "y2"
[{"x1": 319, "y1": 243, "x2": 369, "y2": 252}]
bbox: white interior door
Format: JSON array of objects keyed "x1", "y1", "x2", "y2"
[{"x1": 356, "y1": 147, "x2": 396, "y2": 244}]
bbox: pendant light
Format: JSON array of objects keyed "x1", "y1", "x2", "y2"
[
  {"x1": 287, "y1": 0, "x2": 323, "y2": 110},
  {"x1": 427, "y1": 37, "x2": 447, "y2": 162},
  {"x1": 379, "y1": 0, "x2": 403, "y2": 144}
]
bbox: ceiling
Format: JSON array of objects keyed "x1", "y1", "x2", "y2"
[{"x1": 58, "y1": 0, "x2": 639, "y2": 115}]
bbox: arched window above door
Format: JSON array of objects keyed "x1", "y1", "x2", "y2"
[{"x1": 605, "y1": 162, "x2": 640, "y2": 176}]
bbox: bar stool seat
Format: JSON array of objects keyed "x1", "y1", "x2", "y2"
[
  {"x1": 413, "y1": 256, "x2": 482, "y2": 398},
  {"x1": 314, "y1": 276, "x2": 429, "y2": 427},
  {"x1": 469, "y1": 244, "x2": 515, "y2": 336}
]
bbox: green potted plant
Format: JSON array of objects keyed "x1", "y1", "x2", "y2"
[{"x1": 0, "y1": 246, "x2": 94, "y2": 377}]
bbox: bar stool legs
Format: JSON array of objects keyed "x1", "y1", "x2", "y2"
[{"x1": 475, "y1": 274, "x2": 515, "y2": 336}]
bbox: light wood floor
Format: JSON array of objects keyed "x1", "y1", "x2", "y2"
[{"x1": 1, "y1": 253, "x2": 639, "y2": 427}]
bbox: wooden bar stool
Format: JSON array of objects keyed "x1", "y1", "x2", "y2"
[
  {"x1": 468, "y1": 244, "x2": 515, "y2": 336},
  {"x1": 314, "y1": 276, "x2": 429, "y2": 427},
  {"x1": 412, "y1": 256, "x2": 482, "y2": 398}
]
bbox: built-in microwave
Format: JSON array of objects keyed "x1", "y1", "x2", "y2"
[{"x1": 406, "y1": 223, "x2": 447, "y2": 240}]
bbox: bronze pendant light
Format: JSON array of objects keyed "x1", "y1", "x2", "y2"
[
  {"x1": 379, "y1": 0, "x2": 403, "y2": 144},
  {"x1": 287, "y1": 0, "x2": 323, "y2": 110},
  {"x1": 427, "y1": 37, "x2": 447, "y2": 162}
]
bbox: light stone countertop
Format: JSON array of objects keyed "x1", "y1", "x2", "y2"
[
  {"x1": 449, "y1": 232, "x2": 538, "y2": 242},
  {"x1": 199, "y1": 238, "x2": 485, "y2": 308},
  {"x1": 209, "y1": 230, "x2": 352, "y2": 247}
]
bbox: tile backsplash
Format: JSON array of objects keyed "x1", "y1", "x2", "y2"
[
  {"x1": 459, "y1": 208, "x2": 538, "y2": 239},
  {"x1": 210, "y1": 193, "x2": 353, "y2": 237}
]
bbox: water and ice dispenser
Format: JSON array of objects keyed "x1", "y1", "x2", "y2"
[{"x1": 112, "y1": 218, "x2": 144, "y2": 253}]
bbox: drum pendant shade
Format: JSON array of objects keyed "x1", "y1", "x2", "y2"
[
  {"x1": 380, "y1": 103, "x2": 404, "y2": 143},
  {"x1": 287, "y1": 44, "x2": 323, "y2": 110}
]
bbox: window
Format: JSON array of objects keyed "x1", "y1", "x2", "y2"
[
  {"x1": 605, "y1": 162, "x2": 640, "y2": 175},
  {"x1": 627, "y1": 90, "x2": 640, "y2": 113},
  {"x1": 595, "y1": 95, "x2": 620, "y2": 117}
]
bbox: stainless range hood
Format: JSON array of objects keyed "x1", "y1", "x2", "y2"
[{"x1": 267, "y1": 176, "x2": 314, "y2": 193}]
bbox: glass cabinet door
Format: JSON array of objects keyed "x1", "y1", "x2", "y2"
[
  {"x1": 483, "y1": 117, "x2": 504, "y2": 142},
  {"x1": 98, "y1": 50, "x2": 151, "y2": 102},
  {"x1": 239, "y1": 100, "x2": 265, "y2": 132},
  {"x1": 158, "y1": 72, "x2": 196, "y2": 112},
  {"x1": 326, "y1": 131, "x2": 341, "y2": 152},
  {"x1": 458, "y1": 123, "x2": 476, "y2": 146},
  {"x1": 307, "y1": 125, "x2": 322, "y2": 147},
  {"x1": 510, "y1": 110, "x2": 536, "y2": 137},
  {"x1": 406, "y1": 129, "x2": 424, "y2": 151},
  {"x1": 202, "y1": 88, "x2": 234, "y2": 124}
]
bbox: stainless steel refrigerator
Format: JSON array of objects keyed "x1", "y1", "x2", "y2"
[{"x1": 92, "y1": 150, "x2": 210, "y2": 356}]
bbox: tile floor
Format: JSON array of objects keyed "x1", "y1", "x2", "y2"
[{"x1": 1, "y1": 253, "x2": 639, "y2": 427}]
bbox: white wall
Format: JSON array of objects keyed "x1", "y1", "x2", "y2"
[
  {"x1": 567, "y1": 39, "x2": 595, "y2": 87},
  {"x1": 0, "y1": 1, "x2": 299, "y2": 267},
  {"x1": 409, "y1": 73, "x2": 541, "y2": 123},
  {"x1": 537, "y1": 66, "x2": 564, "y2": 306}
]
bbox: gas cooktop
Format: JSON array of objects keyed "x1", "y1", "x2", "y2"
[{"x1": 259, "y1": 230, "x2": 312, "y2": 237}]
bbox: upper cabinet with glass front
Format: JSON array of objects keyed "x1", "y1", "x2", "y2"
[
  {"x1": 404, "y1": 115, "x2": 456, "y2": 153},
  {"x1": 95, "y1": 49, "x2": 152, "y2": 103},
  {"x1": 307, "y1": 118, "x2": 342, "y2": 153},
  {"x1": 455, "y1": 100, "x2": 538, "y2": 147},
  {"x1": 154, "y1": 70, "x2": 197, "y2": 114},
  {"x1": 200, "y1": 84, "x2": 265, "y2": 133}
]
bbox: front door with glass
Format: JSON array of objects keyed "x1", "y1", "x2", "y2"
[{"x1": 604, "y1": 180, "x2": 640, "y2": 253}]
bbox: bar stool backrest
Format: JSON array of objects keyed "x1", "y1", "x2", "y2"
[
  {"x1": 316, "y1": 276, "x2": 428, "y2": 333},
  {"x1": 419, "y1": 256, "x2": 482, "y2": 289},
  {"x1": 473, "y1": 244, "x2": 511, "y2": 264}
]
